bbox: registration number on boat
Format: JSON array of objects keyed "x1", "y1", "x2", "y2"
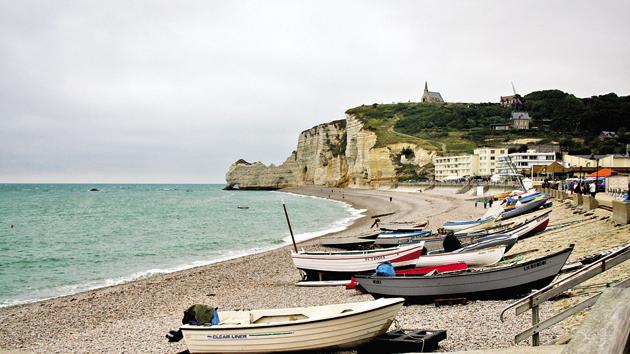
[
  {"x1": 365, "y1": 255, "x2": 385, "y2": 261},
  {"x1": 523, "y1": 260, "x2": 546, "y2": 271}
]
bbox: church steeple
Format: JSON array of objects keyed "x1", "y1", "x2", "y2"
[{"x1": 421, "y1": 81, "x2": 444, "y2": 103}]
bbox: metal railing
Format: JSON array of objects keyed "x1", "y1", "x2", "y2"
[{"x1": 500, "y1": 244, "x2": 630, "y2": 346}]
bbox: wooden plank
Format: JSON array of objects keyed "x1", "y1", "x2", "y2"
[
  {"x1": 514, "y1": 294, "x2": 600, "y2": 344},
  {"x1": 561, "y1": 288, "x2": 630, "y2": 354},
  {"x1": 514, "y1": 247, "x2": 630, "y2": 316}
]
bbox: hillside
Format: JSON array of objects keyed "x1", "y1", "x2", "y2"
[
  {"x1": 226, "y1": 89, "x2": 630, "y2": 189},
  {"x1": 345, "y1": 90, "x2": 630, "y2": 154}
]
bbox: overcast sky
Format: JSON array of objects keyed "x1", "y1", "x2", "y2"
[{"x1": 1, "y1": 0, "x2": 629, "y2": 183}]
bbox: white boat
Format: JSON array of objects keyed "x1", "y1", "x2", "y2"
[
  {"x1": 374, "y1": 230, "x2": 432, "y2": 246},
  {"x1": 291, "y1": 242, "x2": 425, "y2": 280},
  {"x1": 442, "y1": 216, "x2": 494, "y2": 232},
  {"x1": 180, "y1": 297, "x2": 405, "y2": 353},
  {"x1": 356, "y1": 247, "x2": 573, "y2": 303},
  {"x1": 416, "y1": 246, "x2": 506, "y2": 267},
  {"x1": 295, "y1": 280, "x2": 351, "y2": 287}
]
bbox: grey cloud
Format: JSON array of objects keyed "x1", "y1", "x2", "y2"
[{"x1": 0, "y1": 0, "x2": 629, "y2": 182}]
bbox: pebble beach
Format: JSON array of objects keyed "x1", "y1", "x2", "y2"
[{"x1": 0, "y1": 186, "x2": 628, "y2": 353}]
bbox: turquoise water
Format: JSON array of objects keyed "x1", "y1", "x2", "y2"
[{"x1": 0, "y1": 184, "x2": 362, "y2": 307}]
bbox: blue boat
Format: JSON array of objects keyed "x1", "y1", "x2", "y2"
[
  {"x1": 442, "y1": 216, "x2": 494, "y2": 231},
  {"x1": 374, "y1": 229, "x2": 432, "y2": 246}
]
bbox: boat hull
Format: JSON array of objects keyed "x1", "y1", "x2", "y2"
[
  {"x1": 418, "y1": 246, "x2": 506, "y2": 267},
  {"x1": 442, "y1": 217, "x2": 494, "y2": 231},
  {"x1": 181, "y1": 298, "x2": 404, "y2": 353},
  {"x1": 374, "y1": 230, "x2": 432, "y2": 246},
  {"x1": 292, "y1": 243, "x2": 424, "y2": 280},
  {"x1": 500, "y1": 198, "x2": 547, "y2": 220},
  {"x1": 355, "y1": 247, "x2": 572, "y2": 303}
]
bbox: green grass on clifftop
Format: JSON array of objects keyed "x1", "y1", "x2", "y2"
[{"x1": 346, "y1": 90, "x2": 630, "y2": 155}]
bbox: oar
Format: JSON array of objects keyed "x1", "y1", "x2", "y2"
[{"x1": 282, "y1": 200, "x2": 298, "y2": 252}]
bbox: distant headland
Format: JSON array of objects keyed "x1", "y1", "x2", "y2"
[{"x1": 226, "y1": 86, "x2": 630, "y2": 189}]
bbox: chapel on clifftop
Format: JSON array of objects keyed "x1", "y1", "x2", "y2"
[{"x1": 421, "y1": 81, "x2": 444, "y2": 103}]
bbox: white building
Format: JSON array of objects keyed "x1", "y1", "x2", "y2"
[
  {"x1": 433, "y1": 154, "x2": 479, "y2": 181},
  {"x1": 497, "y1": 150, "x2": 556, "y2": 174},
  {"x1": 474, "y1": 147, "x2": 508, "y2": 176}
]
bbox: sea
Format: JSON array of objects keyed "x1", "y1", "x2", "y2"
[{"x1": 0, "y1": 184, "x2": 363, "y2": 308}]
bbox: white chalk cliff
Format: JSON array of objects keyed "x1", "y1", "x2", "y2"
[{"x1": 225, "y1": 115, "x2": 434, "y2": 189}]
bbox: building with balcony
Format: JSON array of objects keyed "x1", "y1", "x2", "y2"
[
  {"x1": 497, "y1": 150, "x2": 556, "y2": 174},
  {"x1": 474, "y1": 147, "x2": 509, "y2": 176},
  {"x1": 433, "y1": 154, "x2": 479, "y2": 181}
]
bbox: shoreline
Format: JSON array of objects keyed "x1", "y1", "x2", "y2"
[
  {"x1": 2, "y1": 186, "x2": 481, "y2": 352},
  {"x1": 3, "y1": 186, "x2": 626, "y2": 352},
  {"x1": 0, "y1": 187, "x2": 365, "y2": 309}
]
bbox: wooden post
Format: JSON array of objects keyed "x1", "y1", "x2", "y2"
[
  {"x1": 532, "y1": 303, "x2": 540, "y2": 346},
  {"x1": 282, "y1": 202, "x2": 298, "y2": 253}
]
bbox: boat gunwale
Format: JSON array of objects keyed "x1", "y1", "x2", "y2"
[
  {"x1": 291, "y1": 243, "x2": 424, "y2": 258},
  {"x1": 180, "y1": 298, "x2": 404, "y2": 331},
  {"x1": 356, "y1": 245, "x2": 573, "y2": 280},
  {"x1": 443, "y1": 216, "x2": 494, "y2": 226}
]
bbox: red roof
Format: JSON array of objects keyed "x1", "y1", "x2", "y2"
[{"x1": 586, "y1": 168, "x2": 617, "y2": 178}]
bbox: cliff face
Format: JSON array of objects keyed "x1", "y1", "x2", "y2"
[{"x1": 225, "y1": 115, "x2": 434, "y2": 189}]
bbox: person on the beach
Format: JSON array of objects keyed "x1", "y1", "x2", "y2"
[
  {"x1": 489, "y1": 197, "x2": 493, "y2": 207},
  {"x1": 371, "y1": 218, "x2": 380, "y2": 228},
  {"x1": 575, "y1": 183, "x2": 582, "y2": 195},
  {"x1": 589, "y1": 182, "x2": 596, "y2": 198},
  {"x1": 389, "y1": 196, "x2": 392, "y2": 202},
  {"x1": 483, "y1": 198, "x2": 487, "y2": 208}
]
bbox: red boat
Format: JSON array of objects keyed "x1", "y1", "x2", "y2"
[{"x1": 346, "y1": 262, "x2": 468, "y2": 290}]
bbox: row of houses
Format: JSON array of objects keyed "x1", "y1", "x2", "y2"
[{"x1": 433, "y1": 148, "x2": 630, "y2": 181}]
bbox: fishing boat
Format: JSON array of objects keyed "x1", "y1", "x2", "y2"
[
  {"x1": 180, "y1": 298, "x2": 405, "y2": 353},
  {"x1": 415, "y1": 246, "x2": 505, "y2": 267},
  {"x1": 442, "y1": 216, "x2": 494, "y2": 232},
  {"x1": 517, "y1": 192, "x2": 546, "y2": 204},
  {"x1": 355, "y1": 246, "x2": 573, "y2": 302},
  {"x1": 295, "y1": 280, "x2": 351, "y2": 287},
  {"x1": 456, "y1": 212, "x2": 549, "y2": 252},
  {"x1": 452, "y1": 234, "x2": 518, "y2": 254},
  {"x1": 320, "y1": 237, "x2": 375, "y2": 250},
  {"x1": 291, "y1": 242, "x2": 425, "y2": 280},
  {"x1": 456, "y1": 210, "x2": 549, "y2": 239},
  {"x1": 378, "y1": 220, "x2": 428, "y2": 232},
  {"x1": 346, "y1": 263, "x2": 468, "y2": 290},
  {"x1": 374, "y1": 229, "x2": 432, "y2": 246},
  {"x1": 499, "y1": 198, "x2": 548, "y2": 220}
]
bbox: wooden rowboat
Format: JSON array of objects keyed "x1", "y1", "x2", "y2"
[
  {"x1": 355, "y1": 246, "x2": 573, "y2": 303},
  {"x1": 415, "y1": 246, "x2": 506, "y2": 267},
  {"x1": 442, "y1": 216, "x2": 494, "y2": 232},
  {"x1": 291, "y1": 243, "x2": 425, "y2": 280},
  {"x1": 374, "y1": 230, "x2": 432, "y2": 246},
  {"x1": 499, "y1": 198, "x2": 548, "y2": 220},
  {"x1": 378, "y1": 220, "x2": 428, "y2": 232},
  {"x1": 180, "y1": 297, "x2": 405, "y2": 353}
]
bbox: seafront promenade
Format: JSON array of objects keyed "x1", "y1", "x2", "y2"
[{"x1": 0, "y1": 186, "x2": 628, "y2": 353}]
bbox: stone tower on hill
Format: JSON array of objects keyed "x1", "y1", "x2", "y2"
[{"x1": 421, "y1": 81, "x2": 444, "y2": 103}]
